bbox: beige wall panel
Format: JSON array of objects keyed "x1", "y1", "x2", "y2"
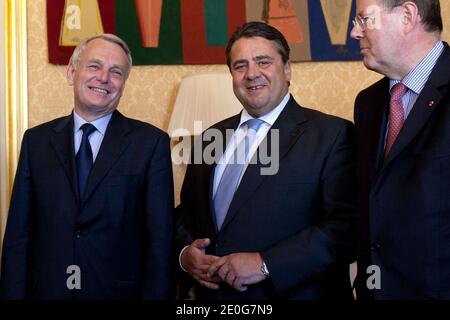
[{"x1": 0, "y1": 0, "x2": 6, "y2": 243}]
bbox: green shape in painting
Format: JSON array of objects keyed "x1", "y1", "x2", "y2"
[
  {"x1": 204, "y1": 0, "x2": 228, "y2": 46},
  {"x1": 115, "y1": 0, "x2": 182, "y2": 64}
]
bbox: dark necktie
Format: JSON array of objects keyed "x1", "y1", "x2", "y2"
[
  {"x1": 76, "y1": 123, "x2": 96, "y2": 198},
  {"x1": 385, "y1": 83, "x2": 408, "y2": 159},
  {"x1": 213, "y1": 118, "x2": 265, "y2": 230}
]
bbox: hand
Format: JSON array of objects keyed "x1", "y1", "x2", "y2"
[
  {"x1": 208, "y1": 252, "x2": 267, "y2": 292},
  {"x1": 181, "y1": 238, "x2": 222, "y2": 289}
]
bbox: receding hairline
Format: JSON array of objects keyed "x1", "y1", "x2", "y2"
[{"x1": 69, "y1": 34, "x2": 132, "y2": 77}]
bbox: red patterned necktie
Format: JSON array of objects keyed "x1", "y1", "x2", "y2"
[{"x1": 384, "y1": 83, "x2": 408, "y2": 159}]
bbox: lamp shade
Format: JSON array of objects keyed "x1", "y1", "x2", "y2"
[{"x1": 168, "y1": 73, "x2": 243, "y2": 138}]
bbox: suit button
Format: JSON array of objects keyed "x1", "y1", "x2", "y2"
[
  {"x1": 371, "y1": 243, "x2": 381, "y2": 251},
  {"x1": 75, "y1": 231, "x2": 81, "y2": 239}
]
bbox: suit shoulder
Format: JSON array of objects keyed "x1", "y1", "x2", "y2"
[
  {"x1": 301, "y1": 107, "x2": 353, "y2": 130},
  {"x1": 356, "y1": 77, "x2": 388, "y2": 101},
  {"x1": 208, "y1": 114, "x2": 240, "y2": 130},
  {"x1": 24, "y1": 115, "x2": 71, "y2": 136},
  {"x1": 297, "y1": 107, "x2": 354, "y2": 146},
  {"x1": 123, "y1": 116, "x2": 169, "y2": 139}
]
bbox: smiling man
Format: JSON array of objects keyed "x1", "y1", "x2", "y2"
[
  {"x1": 350, "y1": 0, "x2": 450, "y2": 299},
  {"x1": 176, "y1": 22, "x2": 357, "y2": 300},
  {"x1": 0, "y1": 34, "x2": 174, "y2": 299}
]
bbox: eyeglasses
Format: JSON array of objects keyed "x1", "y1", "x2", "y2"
[{"x1": 352, "y1": 15, "x2": 375, "y2": 31}]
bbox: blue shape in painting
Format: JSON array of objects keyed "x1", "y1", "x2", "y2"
[{"x1": 308, "y1": 0, "x2": 362, "y2": 61}]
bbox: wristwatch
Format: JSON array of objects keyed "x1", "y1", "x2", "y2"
[{"x1": 261, "y1": 261, "x2": 270, "y2": 278}]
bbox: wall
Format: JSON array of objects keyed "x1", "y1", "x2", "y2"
[
  {"x1": 27, "y1": 1, "x2": 450, "y2": 203},
  {"x1": 0, "y1": 0, "x2": 6, "y2": 241}
]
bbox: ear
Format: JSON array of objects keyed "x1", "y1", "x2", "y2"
[
  {"x1": 67, "y1": 63, "x2": 75, "y2": 85},
  {"x1": 284, "y1": 60, "x2": 292, "y2": 82},
  {"x1": 402, "y1": 1, "x2": 419, "y2": 32}
]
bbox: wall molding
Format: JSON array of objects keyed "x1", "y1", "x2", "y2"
[{"x1": 1, "y1": 0, "x2": 28, "y2": 244}]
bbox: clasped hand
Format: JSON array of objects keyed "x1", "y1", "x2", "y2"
[{"x1": 181, "y1": 238, "x2": 267, "y2": 292}]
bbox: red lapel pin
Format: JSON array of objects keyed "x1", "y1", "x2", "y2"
[{"x1": 427, "y1": 100, "x2": 435, "y2": 107}]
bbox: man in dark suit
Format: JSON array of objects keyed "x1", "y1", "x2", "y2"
[
  {"x1": 176, "y1": 22, "x2": 357, "y2": 300},
  {"x1": 351, "y1": 0, "x2": 450, "y2": 299},
  {"x1": 0, "y1": 34, "x2": 174, "y2": 299}
]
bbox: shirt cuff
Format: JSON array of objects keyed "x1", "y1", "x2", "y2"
[{"x1": 179, "y1": 245, "x2": 190, "y2": 272}]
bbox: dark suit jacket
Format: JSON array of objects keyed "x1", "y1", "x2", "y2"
[
  {"x1": 0, "y1": 110, "x2": 174, "y2": 299},
  {"x1": 354, "y1": 43, "x2": 450, "y2": 299},
  {"x1": 176, "y1": 96, "x2": 357, "y2": 300}
]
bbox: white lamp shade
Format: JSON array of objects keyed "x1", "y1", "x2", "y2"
[{"x1": 168, "y1": 73, "x2": 243, "y2": 137}]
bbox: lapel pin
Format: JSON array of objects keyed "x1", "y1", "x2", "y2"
[{"x1": 427, "y1": 100, "x2": 435, "y2": 107}]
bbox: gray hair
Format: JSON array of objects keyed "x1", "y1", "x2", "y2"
[{"x1": 69, "y1": 33, "x2": 133, "y2": 78}]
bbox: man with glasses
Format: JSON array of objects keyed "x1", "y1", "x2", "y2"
[{"x1": 351, "y1": 0, "x2": 450, "y2": 299}]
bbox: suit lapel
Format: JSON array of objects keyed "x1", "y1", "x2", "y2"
[
  {"x1": 382, "y1": 45, "x2": 450, "y2": 168},
  {"x1": 50, "y1": 114, "x2": 80, "y2": 206},
  {"x1": 219, "y1": 97, "x2": 307, "y2": 231},
  {"x1": 78, "y1": 111, "x2": 132, "y2": 225},
  {"x1": 369, "y1": 79, "x2": 391, "y2": 178}
]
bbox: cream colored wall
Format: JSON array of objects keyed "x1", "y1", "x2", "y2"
[
  {"x1": 1, "y1": 0, "x2": 7, "y2": 242},
  {"x1": 27, "y1": 1, "x2": 450, "y2": 204}
]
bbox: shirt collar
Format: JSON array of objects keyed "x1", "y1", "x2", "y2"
[
  {"x1": 390, "y1": 41, "x2": 444, "y2": 94},
  {"x1": 238, "y1": 92, "x2": 290, "y2": 128},
  {"x1": 73, "y1": 111, "x2": 113, "y2": 136}
]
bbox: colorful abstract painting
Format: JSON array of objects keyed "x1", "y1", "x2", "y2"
[{"x1": 47, "y1": 0, "x2": 361, "y2": 65}]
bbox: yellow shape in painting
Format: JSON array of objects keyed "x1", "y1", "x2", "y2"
[
  {"x1": 59, "y1": 0, "x2": 104, "y2": 46},
  {"x1": 320, "y1": 0, "x2": 352, "y2": 45}
]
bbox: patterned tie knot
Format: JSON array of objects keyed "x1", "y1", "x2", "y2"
[
  {"x1": 245, "y1": 118, "x2": 265, "y2": 132},
  {"x1": 390, "y1": 83, "x2": 408, "y2": 102},
  {"x1": 81, "y1": 123, "x2": 96, "y2": 137}
]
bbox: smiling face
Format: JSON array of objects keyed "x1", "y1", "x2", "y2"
[
  {"x1": 229, "y1": 36, "x2": 291, "y2": 117},
  {"x1": 67, "y1": 38, "x2": 129, "y2": 121}
]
